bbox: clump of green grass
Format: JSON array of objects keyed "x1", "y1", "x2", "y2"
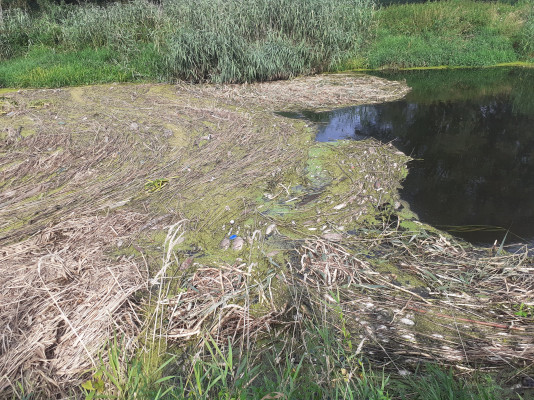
[
  {"x1": 397, "y1": 365, "x2": 503, "y2": 400},
  {"x1": 81, "y1": 332, "x2": 394, "y2": 399},
  {"x1": 80, "y1": 331, "x2": 506, "y2": 400},
  {"x1": 366, "y1": 0, "x2": 533, "y2": 69},
  {"x1": 0, "y1": 0, "x2": 376, "y2": 87},
  {"x1": 0, "y1": 46, "x2": 130, "y2": 87}
]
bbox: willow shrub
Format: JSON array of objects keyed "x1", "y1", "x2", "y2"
[{"x1": 0, "y1": 0, "x2": 375, "y2": 84}]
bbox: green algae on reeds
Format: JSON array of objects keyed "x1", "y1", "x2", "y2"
[{"x1": 0, "y1": 75, "x2": 410, "y2": 395}]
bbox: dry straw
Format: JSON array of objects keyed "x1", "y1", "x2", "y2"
[
  {"x1": 0, "y1": 212, "x2": 147, "y2": 395},
  {"x1": 9, "y1": 74, "x2": 519, "y2": 397}
]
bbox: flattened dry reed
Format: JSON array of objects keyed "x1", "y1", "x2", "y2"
[
  {"x1": 144, "y1": 223, "x2": 533, "y2": 378},
  {"x1": 178, "y1": 73, "x2": 411, "y2": 111},
  {"x1": 0, "y1": 75, "x2": 411, "y2": 395},
  {"x1": 287, "y1": 234, "x2": 534, "y2": 371},
  {"x1": 0, "y1": 212, "x2": 147, "y2": 396}
]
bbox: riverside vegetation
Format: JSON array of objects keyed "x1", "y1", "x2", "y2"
[
  {"x1": 0, "y1": 0, "x2": 533, "y2": 87},
  {"x1": 2, "y1": 75, "x2": 533, "y2": 400},
  {"x1": 1, "y1": 0, "x2": 534, "y2": 399}
]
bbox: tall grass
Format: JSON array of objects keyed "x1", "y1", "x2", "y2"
[
  {"x1": 519, "y1": 0, "x2": 534, "y2": 59},
  {"x1": 0, "y1": 0, "x2": 375, "y2": 86},
  {"x1": 367, "y1": 0, "x2": 534, "y2": 69}
]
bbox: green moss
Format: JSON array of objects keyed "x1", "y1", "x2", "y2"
[
  {"x1": 373, "y1": 259, "x2": 425, "y2": 288},
  {"x1": 0, "y1": 88, "x2": 17, "y2": 95},
  {"x1": 28, "y1": 99, "x2": 52, "y2": 109}
]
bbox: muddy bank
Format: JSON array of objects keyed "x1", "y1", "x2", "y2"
[{"x1": 1, "y1": 74, "x2": 533, "y2": 397}]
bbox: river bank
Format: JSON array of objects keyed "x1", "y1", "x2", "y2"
[
  {"x1": 1, "y1": 75, "x2": 533, "y2": 398},
  {"x1": 1, "y1": 0, "x2": 533, "y2": 88}
]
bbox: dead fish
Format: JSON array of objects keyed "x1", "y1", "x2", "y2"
[
  {"x1": 232, "y1": 237, "x2": 244, "y2": 251},
  {"x1": 219, "y1": 238, "x2": 230, "y2": 250},
  {"x1": 180, "y1": 257, "x2": 194, "y2": 270},
  {"x1": 265, "y1": 224, "x2": 277, "y2": 236},
  {"x1": 333, "y1": 203, "x2": 346, "y2": 210},
  {"x1": 322, "y1": 233, "x2": 342, "y2": 242}
]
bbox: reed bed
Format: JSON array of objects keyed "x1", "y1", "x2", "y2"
[
  {"x1": 0, "y1": 0, "x2": 375, "y2": 85},
  {"x1": 290, "y1": 235, "x2": 534, "y2": 370},
  {"x1": 153, "y1": 230, "x2": 534, "y2": 370},
  {"x1": 179, "y1": 73, "x2": 410, "y2": 111},
  {"x1": 133, "y1": 221, "x2": 534, "y2": 398},
  {"x1": 5, "y1": 75, "x2": 529, "y2": 396}
]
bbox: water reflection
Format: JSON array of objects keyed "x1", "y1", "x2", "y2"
[{"x1": 306, "y1": 68, "x2": 534, "y2": 247}]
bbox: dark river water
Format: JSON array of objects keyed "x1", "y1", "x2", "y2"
[{"x1": 293, "y1": 68, "x2": 534, "y2": 249}]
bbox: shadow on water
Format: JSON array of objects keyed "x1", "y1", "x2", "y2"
[{"x1": 285, "y1": 68, "x2": 534, "y2": 249}]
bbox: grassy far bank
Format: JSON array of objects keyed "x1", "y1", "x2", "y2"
[
  {"x1": 0, "y1": 0, "x2": 375, "y2": 86},
  {"x1": 0, "y1": 0, "x2": 533, "y2": 87},
  {"x1": 366, "y1": 0, "x2": 534, "y2": 69}
]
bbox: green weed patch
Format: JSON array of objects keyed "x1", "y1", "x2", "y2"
[
  {"x1": 365, "y1": 0, "x2": 533, "y2": 69},
  {"x1": 0, "y1": 46, "x2": 129, "y2": 87}
]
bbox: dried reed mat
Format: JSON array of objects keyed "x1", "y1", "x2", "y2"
[
  {"x1": 288, "y1": 235, "x2": 534, "y2": 371},
  {"x1": 150, "y1": 224, "x2": 281, "y2": 348},
  {"x1": 0, "y1": 75, "x2": 408, "y2": 248},
  {"x1": 159, "y1": 265, "x2": 279, "y2": 343},
  {"x1": 0, "y1": 211, "x2": 148, "y2": 396},
  {"x1": 178, "y1": 74, "x2": 410, "y2": 111}
]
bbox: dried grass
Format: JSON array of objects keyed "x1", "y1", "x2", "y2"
[
  {"x1": 0, "y1": 75, "x2": 422, "y2": 396},
  {"x1": 178, "y1": 74, "x2": 411, "y2": 111},
  {"x1": 136, "y1": 211, "x2": 533, "y2": 374},
  {"x1": 149, "y1": 223, "x2": 534, "y2": 376},
  {"x1": 287, "y1": 234, "x2": 534, "y2": 371},
  {"x1": 147, "y1": 223, "x2": 282, "y2": 351},
  {"x1": 0, "y1": 212, "x2": 148, "y2": 396}
]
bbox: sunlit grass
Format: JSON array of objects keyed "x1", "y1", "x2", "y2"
[
  {"x1": 0, "y1": 0, "x2": 375, "y2": 86},
  {"x1": 0, "y1": 46, "x2": 130, "y2": 88},
  {"x1": 366, "y1": 0, "x2": 534, "y2": 69}
]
